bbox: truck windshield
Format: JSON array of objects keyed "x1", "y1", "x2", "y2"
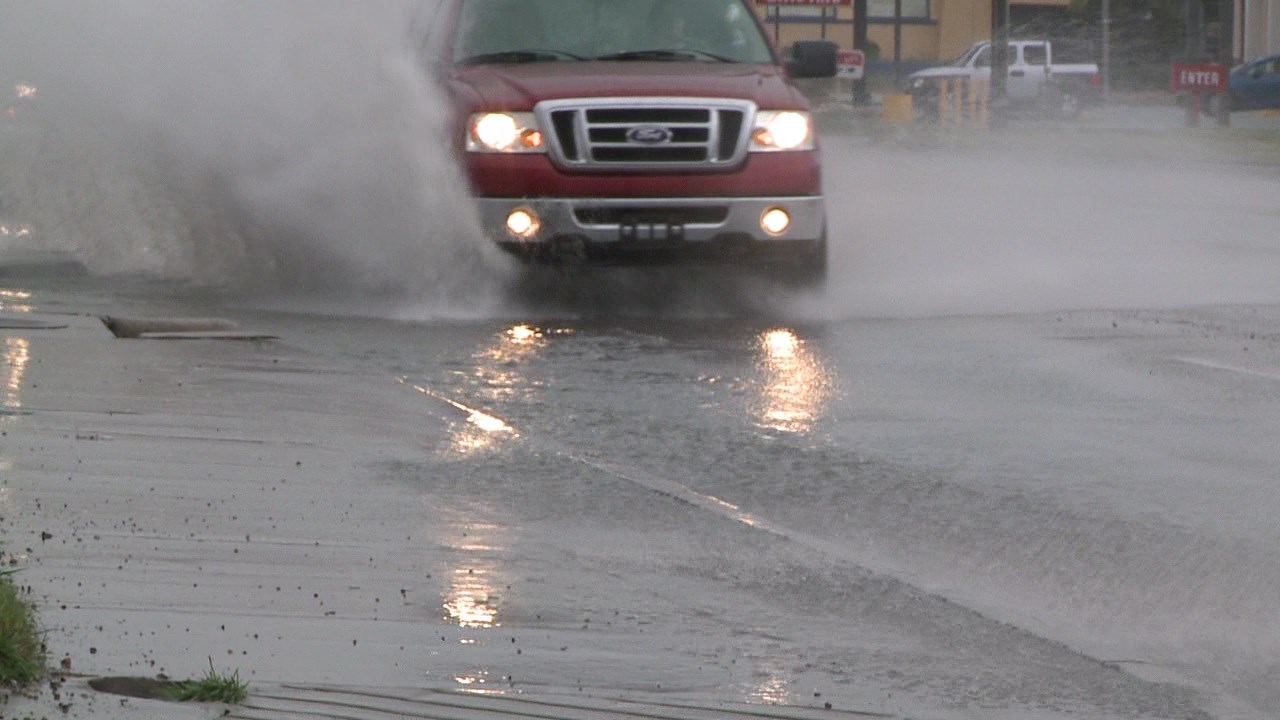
[
  {"x1": 453, "y1": 0, "x2": 775, "y2": 66},
  {"x1": 951, "y1": 44, "x2": 983, "y2": 67}
]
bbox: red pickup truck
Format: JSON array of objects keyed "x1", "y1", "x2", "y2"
[{"x1": 415, "y1": 0, "x2": 836, "y2": 285}]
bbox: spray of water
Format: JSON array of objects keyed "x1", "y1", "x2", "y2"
[
  {"x1": 820, "y1": 137, "x2": 1280, "y2": 319},
  {"x1": 0, "y1": 0, "x2": 512, "y2": 316}
]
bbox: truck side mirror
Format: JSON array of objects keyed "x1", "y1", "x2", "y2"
[{"x1": 787, "y1": 40, "x2": 839, "y2": 79}]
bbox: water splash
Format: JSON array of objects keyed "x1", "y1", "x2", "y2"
[{"x1": 0, "y1": 0, "x2": 508, "y2": 314}]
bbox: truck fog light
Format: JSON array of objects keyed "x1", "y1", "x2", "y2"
[
  {"x1": 760, "y1": 207, "x2": 791, "y2": 236},
  {"x1": 506, "y1": 208, "x2": 540, "y2": 239}
]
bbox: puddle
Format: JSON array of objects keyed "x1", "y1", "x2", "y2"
[
  {"x1": 87, "y1": 676, "x2": 177, "y2": 700},
  {"x1": 0, "y1": 315, "x2": 67, "y2": 329},
  {"x1": 99, "y1": 315, "x2": 276, "y2": 340}
]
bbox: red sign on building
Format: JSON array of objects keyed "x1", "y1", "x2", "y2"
[
  {"x1": 1170, "y1": 63, "x2": 1228, "y2": 93},
  {"x1": 836, "y1": 49, "x2": 865, "y2": 79}
]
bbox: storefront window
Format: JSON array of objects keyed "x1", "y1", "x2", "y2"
[
  {"x1": 869, "y1": 0, "x2": 929, "y2": 19},
  {"x1": 764, "y1": 1, "x2": 931, "y2": 22}
]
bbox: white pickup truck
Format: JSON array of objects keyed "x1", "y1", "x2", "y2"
[{"x1": 907, "y1": 39, "x2": 1101, "y2": 119}]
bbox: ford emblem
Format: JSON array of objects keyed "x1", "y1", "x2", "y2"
[{"x1": 626, "y1": 126, "x2": 673, "y2": 144}]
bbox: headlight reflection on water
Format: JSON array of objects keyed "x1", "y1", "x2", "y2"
[
  {"x1": 505, "y1": 324, "x2": 541, "y2": 345},
  {"x1": 0, "y1": 290, "x2": 33, "y2": 314},
  {"x1": 439, "y1": 520, "x2": 510, "y2": 693},
  {"x1": 453, "y1": 669, "x2": 491, "y2": 687},
  {"x1": 475, "y1": 323, "x2": 551, "y2": 369},
  {"x1": 4, "y1": 337, "x2": 30, "y2": 410},
  {"x1": 0, "y1": 225, "x2": 34, "y2": 239},
  {"x1": 444, "y1": 564, "x2": 502, "y2": 629},
  {"x1": 441, "y1": 521, "x2": 507, "y2": 631},
  {"x1": 400, "y1": 379, "x2": 516, "y2": 456},
  {"x1": 748, "y1": 671, "x2": 794, "y2": 705},
  {"x1": 463, "y1": 322, "x2": 572, "y2": 411},
  {"x1": 754, "y1": 328, "x2": 833, "y2": 434}
]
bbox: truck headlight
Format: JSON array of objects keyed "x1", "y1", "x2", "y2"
[
  {"x1": 467, "y1": 112, "x2": 545, "y2": 153},
  {"x1": 750, "y1": 110, "x2": 813, "y2": 152}
]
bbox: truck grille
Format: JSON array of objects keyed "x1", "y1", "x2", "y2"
[{"x1": 538, "y1": 98, "x2": 755, "y2": 170}]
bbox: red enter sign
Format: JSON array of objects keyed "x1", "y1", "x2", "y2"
[
  {"x1": 837, "y1": 49, "x2": 865, "y2": 79},
  {"x1": 1170, "y1": 63, "x2": 1227, "y2": 93}
]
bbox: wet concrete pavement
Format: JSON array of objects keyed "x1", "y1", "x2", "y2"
[
  {"x1": 1, "y1": 282, "x2": 1236, "y2": 720},
  {"x1": 1, "y1": 294, "x2": 471, "y2": 717},
  {"x1": 1080, "y1": 97, "x2": 1280, "y2": 131},
  {"x1": 7, "y1": 287, "x2": 919, "y2": 720}
]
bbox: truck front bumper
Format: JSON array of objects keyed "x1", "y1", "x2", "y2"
[{"x1": 476, "y1": 195, "x2": 826, "y2": 262}]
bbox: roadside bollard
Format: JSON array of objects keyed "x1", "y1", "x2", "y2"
[
  {"x1": 881, "y1": 94, "x2": 912, "y2": 123},
  {"x1": 939, "y1": 78, "x2": 952, "y2": 126},
  {"x1": 935, "y1": 77, "x2": 989, "y2": 128},
  {"x1": 974, "y1": 77, "x2": 990, "y2": 128}
]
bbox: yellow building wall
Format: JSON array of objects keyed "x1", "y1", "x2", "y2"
[
  {"x1": 871, "y1": 25, "x2": 942, "y2": 62},
  {"x1": 935, "y1": 0, "x2": 990, "y2": 59}
]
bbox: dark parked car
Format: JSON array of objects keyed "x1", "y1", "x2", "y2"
[{"x1": 1217, "y1": 54, "x2": 1280, "y2": 112}]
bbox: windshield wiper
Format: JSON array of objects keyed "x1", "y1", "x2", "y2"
[
  {"x1": 458, "y1": 49, "x2": 586, "y2": 66},
  {"x1": 595, "y1": 49, "x2": 735, "y2": 63}
]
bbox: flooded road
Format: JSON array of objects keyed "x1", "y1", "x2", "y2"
[{"x1": 228, "y1": 289, "x2": 1274, "y2": 720}]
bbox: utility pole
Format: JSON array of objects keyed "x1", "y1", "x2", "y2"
[
  {"x1": 852, "y1": 0, "x2": 871, "y2": 105},
  {"x1": 1182, "y1": 0, "x2": 1202, "y2": 126},
  {"x1": 1217, "y1": 0, "x2": 1233, "y2": 126},
  {"x1": 990, "y1": 0, "x2": 1009, "y2": 126},
  {"x1": 894, "y1": 0, "x2": 903, "y2": 87},
  {"x1": 1184, "y1": 0, "x2": 1204, "y2": 59},
  {"x1": 1101, "y1": 0, "x2": 1111, "y2": 99}
]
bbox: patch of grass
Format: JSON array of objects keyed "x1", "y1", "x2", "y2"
[
  {"x1": 0, "y1": 567, "x2": 45, "y2": 687},
  {"x1": 161, "y1": 658, "x2": 248, "y2": 704}
]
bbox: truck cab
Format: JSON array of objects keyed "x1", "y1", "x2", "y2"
[
  {"x1": 907, "y1": 39, "x2": 1101, "y2": 120},
  {"x1": 414, "y1": 0, "x2": 834, "y2": 285}
]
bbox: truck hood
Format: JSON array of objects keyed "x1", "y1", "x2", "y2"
[
  {"x1": 449, "y1": 62, "x2": 810, "y2": 112},
  {"x1": 907, "y1": 65, "x2": 968, "y2": 81}
]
